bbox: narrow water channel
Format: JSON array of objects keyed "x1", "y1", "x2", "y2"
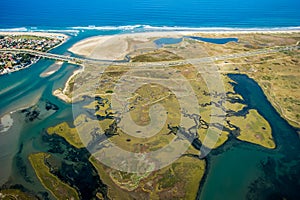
[{"x1": 199, "y1": 74, "x2": 300, "y2": 200}]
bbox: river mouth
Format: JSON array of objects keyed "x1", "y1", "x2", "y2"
[
  {"x1": 0, "y1": 30, "x2": 300, "y2": 199},
  {"x1": 198, "y1": 74, "x2": 300, "y2": 200}
]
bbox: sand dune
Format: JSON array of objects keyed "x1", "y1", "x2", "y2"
[{"x1": 68, "y1": 32, "x2": 189, "y2": 60}]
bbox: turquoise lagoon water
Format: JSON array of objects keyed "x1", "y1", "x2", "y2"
[
  {"x1": 153, "y1": 36, "x2": 238, "y2": 47},
  {"x1": 154, "y1": 38, "x2": 183, "y2": 47},
  {"x1": 0, "y1": 30, "x2": 299, "y2": 199},
  {"x1": 0, "y1": 31, "x2": 116, "y2": 199},
  {"x1": 184, "y1": 36, "x2": 238, "y2": 44},
  {"x1": 0, "y1": 0, "x2": 300, "y2": 198},
  {"x1": 199, "y1": 74, "x2": 300, "y2": 200}
]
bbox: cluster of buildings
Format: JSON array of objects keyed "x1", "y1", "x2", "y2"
[
  {"x1": 0, "y1": 35, "x2": 62, "y2": 51},
  {"x1": 0, "y1": 35, "x2": 63, "y2": 75},
  {"x1": 0, "y1": 52, "x2": 38, "y2": 75}
]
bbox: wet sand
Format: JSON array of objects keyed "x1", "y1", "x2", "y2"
[
  {"x1": 68, "y1": 30, "x2": 300, "y2": 61},
  {"x1": 40, "y1": 61, "x2": 64, "y2": 77},
  {"x1": 68, "y1": 32, "x2": 193, "y2": 60}
]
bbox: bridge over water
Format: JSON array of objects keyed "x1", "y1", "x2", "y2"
[{"x1": 0, "y1": 44, "x2": 298, "y2": 67}]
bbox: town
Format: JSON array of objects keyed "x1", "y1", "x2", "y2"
[{"x1": 0, "y1": 34, "x2": 64, "y2": 75}]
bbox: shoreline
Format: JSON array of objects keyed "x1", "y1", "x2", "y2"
[
  {"x1": 2, "y1": 25, "x2": 299, "y2": 32},
  {"x1": 248, "y1": 74, "x2": 300, "y2": 128},
  {"x1": 2, "y1": 29, "x2": 300, "y2": 126},
  {"x1": 66, "y1": 30, "x2": 300, "y2": 132},
  {"x1": 0, "y1": 58, "x2": 40, "y2": 75},
  {"x1": 40, "y1": 61, "x2": 64, "y2": 77},
  {"x1": 0, "y1": 31, "x2": 69, "y2": 76},
  {"x1": 0, "y1": 32, "x2": 69, "y2": 120},
  {"x1": 69, "y1": 29, "x2": 300, "y2": 41},
  {"x1": 53, "y1": 65, "x2": 84, "y2": 103},
  {"x1": 0, "y1": 31, "x2": 68, "y2": 39},
  {"x1": 0, "y1": 28, "x2": 299, "y2": 198},
  {"x1": 0, "y1": 27, "x2": 299, "y2": 39},
  {"x1": 68, "y1": 29, "x2": 300, "y2": 60}
]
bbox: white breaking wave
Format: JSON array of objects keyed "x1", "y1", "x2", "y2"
[
  {"x1": 69, "y1": 25, "x2": 300, "y2": 32},
  {"x1": 0, "y1": 25, "x2": 299, "y2": 34},
  {"x1": 0, "y1": 27, "x2": 28, "y2": 32},
  {"x1": 0, "y1": 27, "x2": 79, "y2": 34},
  {"x1": 70, "y1": 25, "x2": 144, "y2": 30},
  {"x1": 144, "y1": 25, "x2": 300, "y2": 31},
  {"x1": 33, "y1": 29, "x2": 80, "y2": 34}
]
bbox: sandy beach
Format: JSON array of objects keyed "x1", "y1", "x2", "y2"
[
  {"x1": 40, "y1": 61, "x2": 64, "y2": 77},
  {"x1": 68, "y1": 31, "x2": 194, "y2": 60},
  {"x1": 52, "y1": 66, "x2": 84, "y2": 103},
  {"x1": 68, "y1": 30, "x2": 300, "y2": 61},
  {"x1": 0, "y1": 114, "x2": 13, "y2": 133}
]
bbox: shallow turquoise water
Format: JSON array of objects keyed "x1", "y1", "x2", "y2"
[
  {"x1": 0, "y1": 31, "x2": 299, "y2": 199},
  {"x1": 199, "y1": 74, "x2": 300, "y2": 200},
  {"x1": 0, "y1": 30, "x2": 116, "y2": 199},
  {"x1": 185, "y1": 36, "x2": 238, "y2": 44}
]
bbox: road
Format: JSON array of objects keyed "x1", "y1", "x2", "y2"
[
  {"x1": 0, "y1": 48, "x2": 85, "y2": 64},
  {"x1": 0, "y1": 44, "x2": 298, "y2": 67},
  {"x1": 123, "y1": 44, "x2": 299, "y2": 67}
]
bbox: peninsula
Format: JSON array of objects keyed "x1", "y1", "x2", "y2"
[
  {"x1": 1, "y1": 30, "x2": 299, "y2": 200},
  {"x1": 47, "y1": 30, "x2": 299, "y2": 199},
  {"x1": 0, "y1": 32, "x2": 68, "y2": 75}
]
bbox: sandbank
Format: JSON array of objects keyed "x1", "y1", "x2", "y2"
[
  {"x1": 53, "y1": 66, "x2": 84, "y2": 103},
  {"x1": 0, "y1": 114, "x2": 13, "y2": 133},
  {"x1": 68, "y1": 30, "x2": 300, "y2": 61},
  {"x1": 68, "y1": 32, "x2": 192, "y2": 60},
  {"x1": 40, "y1": 61, "x2": 64, "y2": 77}
]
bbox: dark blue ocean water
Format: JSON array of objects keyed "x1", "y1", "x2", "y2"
[
  {"x1": 0, "y1": 1, "x2": 300, "y2": 198},
  {"x1": 0, "y1": 0, "x2": 300, "y2": 29}
]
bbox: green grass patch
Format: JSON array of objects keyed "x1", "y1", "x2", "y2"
[
  {"x1": 131, "y1": 50, "x2": 183, "y2": 62},
  {"x1": 28, "y1": 153, "x2": 79, "y2": 200}
]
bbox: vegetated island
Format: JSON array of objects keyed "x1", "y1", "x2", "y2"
[
  {"x1": 42, "y1": 30, "x2": 299, "y2": 199},
  {"x1": 2, "y1": 30, "x2": 298, "y2": 199}
]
